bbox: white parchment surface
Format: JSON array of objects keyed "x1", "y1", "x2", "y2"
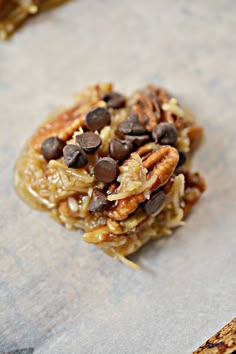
[{"x1": 0, "y1": 1, "x2": 235, "y2": 353}]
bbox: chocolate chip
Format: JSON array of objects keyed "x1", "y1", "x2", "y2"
[
  {"x1": 102, "y1": 92, "x2": 126, "y2": 109},
  {"x1": 152, "y1": 122, "x2": 178, "y2": 145},
  {"x1": 41, "y1": 136, "x2": 65, "y2": 161},
  {"x1": 63, "y1": 144, "x2": 88, "y2": 168},
  {"x1": 144, "y1": 191, "x2": 165, "y2": 216},
  {"x1": 124, "y1": 134, "x2": 150, "y2": 147},
  {"x1": 94, "y1": 157, "x2": 119, "y2": 183},
  {"x1": 118, "y1": 113, "x2": 146, "y2": 136},
  {"x1": 109, "y1": 138, "x2": 133, "y2": 162},
  {"x1": 89, "y1": 188, "x2": 111, "y2": 212},
  {"x1": 176, "y1": 149, "x2": 186, "y2": 168},
  {"x1": 85, "y1": 107, "x2": 110, "y2": 131},
  {"x1": 76, "y1": 132, "x2": 102, "y2": 154}
]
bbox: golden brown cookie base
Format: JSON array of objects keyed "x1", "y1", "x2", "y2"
[{"x1": 14, "y1": 82, "x2": 206, "y2": 263}]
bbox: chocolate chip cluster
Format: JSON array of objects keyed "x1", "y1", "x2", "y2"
[{"x1": 40, "y1": 91, "x2": 186, "y2": 190}]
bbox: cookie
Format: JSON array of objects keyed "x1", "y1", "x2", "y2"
[
  {"x1": 14, "y1": 82, "x2": 206, "y2": 266},
  {"x1": 0, "y1": 0, "x2": 71, "y2": 40},
  {"x1": 193, "y1": 318, "x2": 236, "y2": 354}
]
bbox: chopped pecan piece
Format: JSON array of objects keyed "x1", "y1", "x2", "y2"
[
  {"x1": 183, "y1": 171, "x2": 206, "y2": 215},
  {"x1": 108, "y1": 145, "x2": 179, "y2": 221}
]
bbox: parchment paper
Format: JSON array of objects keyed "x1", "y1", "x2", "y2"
[{"x1": 0, "y1": 1, "x2": 235, "y2": 353}]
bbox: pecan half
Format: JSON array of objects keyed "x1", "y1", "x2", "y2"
[
  {"x1": 154, "y1": 89, "x2": 184, "y2": 130},
  {"x1": 133, "y1": 85, "x2": 184, "y2": 131},
  {"x1": 133, "y1": 86, "x2": 161, "y2": 132},
  {"x1": 28, "y1": 84, "x2": 112, "y2": 153},
  {"x1": 28, "y1": 103, "x2": 97, "y2": 153},
  {"x1": 108, "y1": 145, "x2": 179, "y2": 221}
]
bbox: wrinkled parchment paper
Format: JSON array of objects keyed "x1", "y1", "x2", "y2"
[{"x1": 0, "y1": 1, "x2": 235, "y2": 353}]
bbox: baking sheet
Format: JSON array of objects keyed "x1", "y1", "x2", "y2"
[{"x1": 0, "y1": 1, "x2": 236, "y2": 353}]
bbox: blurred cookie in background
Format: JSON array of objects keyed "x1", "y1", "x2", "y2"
[{"x1": 0, "y1": 0, "x2": 72, "y2": 40}]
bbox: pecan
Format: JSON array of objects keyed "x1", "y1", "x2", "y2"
[
  {"x1": 28, "y1": 105, "x2": 83, "y2": 152},
  {"x1": 146, "y1": 85, "x2": 162, "y2": 113},
  {"x1": 187, "y1": 125, "x2": 204, "y2": 151},
  {"x1": 142, "y1": 146, "x2": 179, "y2": 190},
  {"x1": 134, "y1": 142, "x2": 158, "y2": 159},
  {"x1": 183, "y1": 171, "x2": 206, "y2": 215},
  {"x1": 165, "y1": 113, "x2": 183, "y2": 130},
  {"x1": 161, "y1": 98, "x2": 184, "y2": 130},
  {"x1": 28, "y1": 83, "x2": 112, "y2": 153},
  {"x1": 153, "y1": 88, "x2": 184, "y2": 130},
  {"x1": 28, "y1": 101, "x2": 107, "y2": 153},
  {"x1": 134, "y1": 86, "x2": 184, "y2": 130},
  {"x1": 108, "y1": 145, "x2": 179, "y2": 221},
  {"x1": 137, "y1": 92, "x2": 153, "y2": 111},
  {"x1": 183, "y1": 187, "x2": 201, "y2": 215},
  {"x1": 108, "y1": 193, "x2": 146, "y2": 221},
  {"x1": 156, "y1": 87, "x2": 171, "y2": 101},
  {"x1": 133, "y1": 86, "x2": 161, "y2": 132},
  {"x1": 184, "y1": 171, "x2": 206, "y2": 193}
]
